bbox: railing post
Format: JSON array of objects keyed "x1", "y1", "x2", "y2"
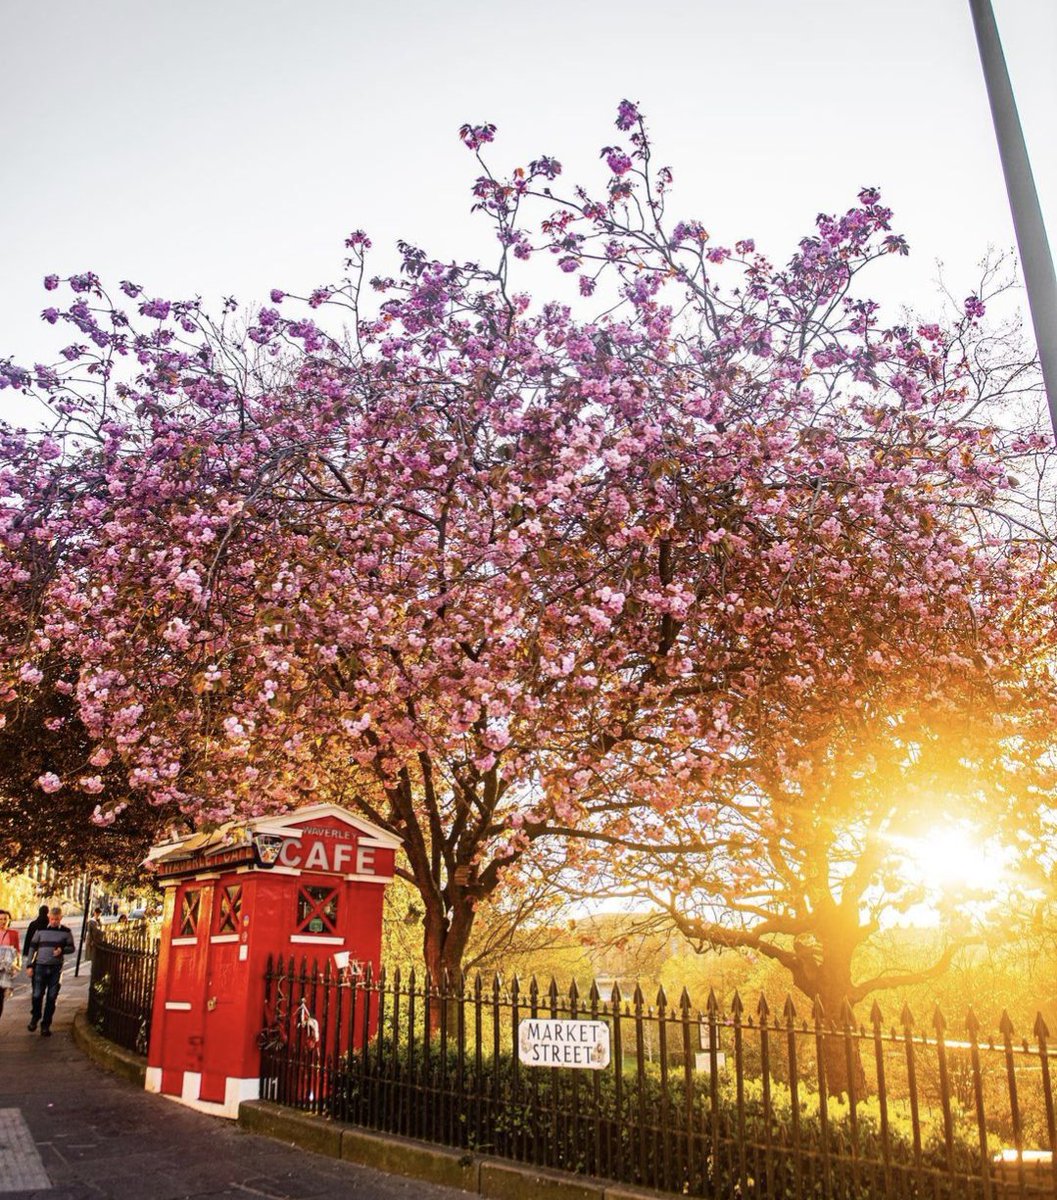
[
  {"x1": 840, "y1": 998, "x2": 861, "y2": 1197},
  {"x1": 633, "y1": 983, "x2": 648, "y2": 1186},
  {"x1": 784, "y1": 994, "x2": 803, "y2": 1200},
  {"x1": 901, "y1": 1002, "x2": 925, "y2": 1195},
  {"x1": 731, "y1": 991, "x2": 747, "y2": 1200},
  {"x1": 967, "y1": 1007, "x2": 994, "y2": 1200},
  {"x1": 1000, "y1": 1009, "x2": 1027, "y2": 1196},
  {"x1": 758, "y1": 994, "x2": 774, "y2": 1199},
  {"x1": 679, "y1": 987, "x2": 695, "y2": 1195},
  {"x1": 510, "y1": 975, "x2": 521, "y2": 1163},
  {"x1": 589, "y1": 980, "x2": 603, "y2": 1180},
  {"x1": 656, "y1": 984, "x2": 671, "y2": 1191},
  {"x1": 473, "y1": 973, "x2": 483, "y2": 1155},
  {"x1": 870, "y1": 1001, "x2": 893, "y2": 1199},
  {"x1": 611, "y1": 982, "x2": 624, "y2": 1182},
  {"x1": 933, "y1": 1004, "x2": 956, "y2": 1179},
  {"x1": 1032, "y1": 1013, "x2": 1056, "y2": 1198},
  {"x1": 707, "y1": 989, "x2": 722, "y2": 1197},
  {"x1": 812, "y1": 995, "x2": 831, "y2": 1200}
]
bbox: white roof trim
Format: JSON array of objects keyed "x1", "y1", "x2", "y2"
[
  {"x1": 250, "y1": 804, "x2": 401, "y2": 849},
  {"x1": 146, "y1": 802, "x2": 402, "y2": 861}
]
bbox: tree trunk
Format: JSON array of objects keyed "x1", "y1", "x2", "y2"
[
  {"x1": 813, "y1": 962, "x2": 867, "y2": 1100},
  {"x1": 421, "y1": 893, "x2": 474, "y2": 1033}
]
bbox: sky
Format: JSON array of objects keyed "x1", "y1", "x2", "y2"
[{"x1": 1, "y1": 0, "x2": 1054, "y2": 428}]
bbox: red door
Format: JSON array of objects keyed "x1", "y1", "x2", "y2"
[
  {"x1": 198, "y1": 880, "x2": 247, "y2": 1103},
  {"x1": 158, "y1": 884, "x2": 210, "y2": 1096}
]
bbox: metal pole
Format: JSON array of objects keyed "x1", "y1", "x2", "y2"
[
  {"x1": 969, "y1": 0, "x2": 1057, "y2": 442},
  {"x1": 74, "y1": 877, "x2": 92, "y2": 977}
]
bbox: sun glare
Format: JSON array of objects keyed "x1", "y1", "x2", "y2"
[{"x1": 900, "y1": 823, "x2": 1010, "y2": 896}]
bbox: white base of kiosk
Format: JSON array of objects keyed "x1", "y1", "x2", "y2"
[{"x1": 145, "y1": 1066, "x2": 258, "y2": 1119}]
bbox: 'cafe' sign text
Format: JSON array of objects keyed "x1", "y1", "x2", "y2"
[{"x1": 277, "y1": 825, "x2": 378, "y2": 876}]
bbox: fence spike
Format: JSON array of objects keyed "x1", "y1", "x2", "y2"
[
  {"x1": 680, "y1": 987, "x2": 692, "y2": 1012},
  {"x1": 840, "y1": 997, "x2": 855, "y2": 1028},
  {"x1": 706, "y1": 987, "x2": 719, "y2": 1015},
  {"x1": 474, "y1": 972, "x2": 483, "y2": 997},
  {"x1": 1033, "y1": 1011, "x2": 1049, "y2": 1041},
  {"x1": 966, "y1": 1006, "x2": 980, "y2": 1038},
  {"x1": 393, "y1": 964, "x2": 401, "y2": 988},
  {"x1": 568, "y1": 978, "x2": 580, "y2": 1003},
  {"x1": 782, "y1": 994, "x2": 797, "y2": 1023},
  {"x1": 511, "y1": 975, "x2": 521, "y2": 999},
  {"x1": 492, "y1": 972, "x2": 502, "y2": 997},
  {"x1": 932, "y1": 1004, "x2": 946, "y2": 1034},
  {"x1": 409, "y1": 966, "x2": 417, "y2": 990},
  {"x1": 812, "y1": 994, "x2": 826, "y2": 1024},
  {"x1": 610, "y1": 980, "x2": 622, "y2": 1005},
  {"x1": 900, "y1": 1002, "x2": 914, "y2": 1030},
  {"x1": 529, "y1": 975, "x2": 540, "y2": 998},
  {"x1": 632, "y1": 982, "x2": 645, "y2": 1007},
  {"x1": 378, "y1": 962, "x2": 387, "y2": 987},
  {"x1": 655, "y1": 984, "x2": 667, "y2": 1009},
  {"x1": 588, "y1": 979, "x2": 601, "y2": 1004},
  {"x1": 731, "y1": 990, "x2": 744, "y2": 1017},
  {"x1": 548, "y1": 977, "x2": 559, "y2": 1002},
  {"x1": 999, "y1": 1009, "x2": 1015, "y2": 1037},
  {"x1": 757, "y1": 993, "x2": 770, "y2": 1021}
]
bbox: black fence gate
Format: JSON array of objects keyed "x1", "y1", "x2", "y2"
[{"x1": 86, "y1": 927, "x2": 159, "y2": 1057}]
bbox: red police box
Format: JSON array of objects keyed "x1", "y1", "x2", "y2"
[{"x1": 144, "y1": 803, "x2": 399, "y2": 1117}]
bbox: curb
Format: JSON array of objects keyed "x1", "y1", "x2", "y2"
[
  {"x1": 238, "y1": 1100, "x2": 672, "y2": 1200},
  {"x1": 68, "y1": 1025, "x2": 672, "y2": 1200},
  {"x1": 71, "y1": 1009, "x2": 147, "y2": 1088}
]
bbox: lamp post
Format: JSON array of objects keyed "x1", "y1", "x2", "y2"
[{"x1": 969, "y1": 0, "x2": 1057, "y2": 443}]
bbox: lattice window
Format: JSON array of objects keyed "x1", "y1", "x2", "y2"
[
  {"x1": 178, "y1": 889, "x2": 201, "y2": 937},
  {"x1": 296, "y1": 885, "x2": 338, "y2": 934},
  {"x1": 216, "y1": 884, "x2": 243, "y2": 934}
]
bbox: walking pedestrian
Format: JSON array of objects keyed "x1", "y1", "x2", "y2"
[
  {"x1": 0, "y1": 911, "x2": 20, "y2": 1020},
  {"x1": 25, "y1": 907, "x2": 75, "y2": 1037},
  {"x1": 22, "y1": 904, "x2": 48, "y2": 959},
  {"x1": 84, "y1": 907, "x2": 103, "y2": 963}
]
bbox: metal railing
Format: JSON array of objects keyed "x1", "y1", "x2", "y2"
[
  {"x1": 86, "y1": 927, "x2": 159, "y2": 1056},
  {"x1": 260, "y1": 955, "x2": 1057, "y2": 1198}
]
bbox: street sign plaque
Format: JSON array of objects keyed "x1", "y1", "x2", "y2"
[{"x1": 518, "y1": 1018, "x2": 611, "y2": 1069}]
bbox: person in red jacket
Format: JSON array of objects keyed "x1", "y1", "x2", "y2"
[{"x1": 0, "y1": 910, "x2": 21, "y2": 1020}]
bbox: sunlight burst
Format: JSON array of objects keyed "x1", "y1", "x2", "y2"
[{"x1": 899, "y1": 823, "x2": 1010, "y2": 896}]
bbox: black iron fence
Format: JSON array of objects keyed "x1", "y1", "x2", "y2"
[
  {"x1": 86, "y1": 927, "x2": 159, "y2": 1056},
  {"x1": 260, "y1": 956, "x2": 1057, "y2": 1199}
]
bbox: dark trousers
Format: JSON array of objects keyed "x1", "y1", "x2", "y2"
[{"x1": 30, "y1": 964, "x2": 63, "y2": 1030}]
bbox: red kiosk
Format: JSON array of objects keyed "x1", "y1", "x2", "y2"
[{"x1": 144, "y1": 803, "x2": 400, "y2": 1117}]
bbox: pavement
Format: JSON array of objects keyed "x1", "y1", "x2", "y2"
[{"x1": 0, "y1": 965, "x2": 471, "y2": 1200}]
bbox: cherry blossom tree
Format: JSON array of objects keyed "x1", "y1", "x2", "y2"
[{"x1": 1, "y1": 103, "x2": 1053, "y2": 1005}]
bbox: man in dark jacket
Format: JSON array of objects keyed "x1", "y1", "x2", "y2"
[
  {"x1": 26, "y1": 907, "x2": 75, "y2": 1036},
  {"x1": 22, "y1": 904, "x2": 48, "y2": 958}
]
